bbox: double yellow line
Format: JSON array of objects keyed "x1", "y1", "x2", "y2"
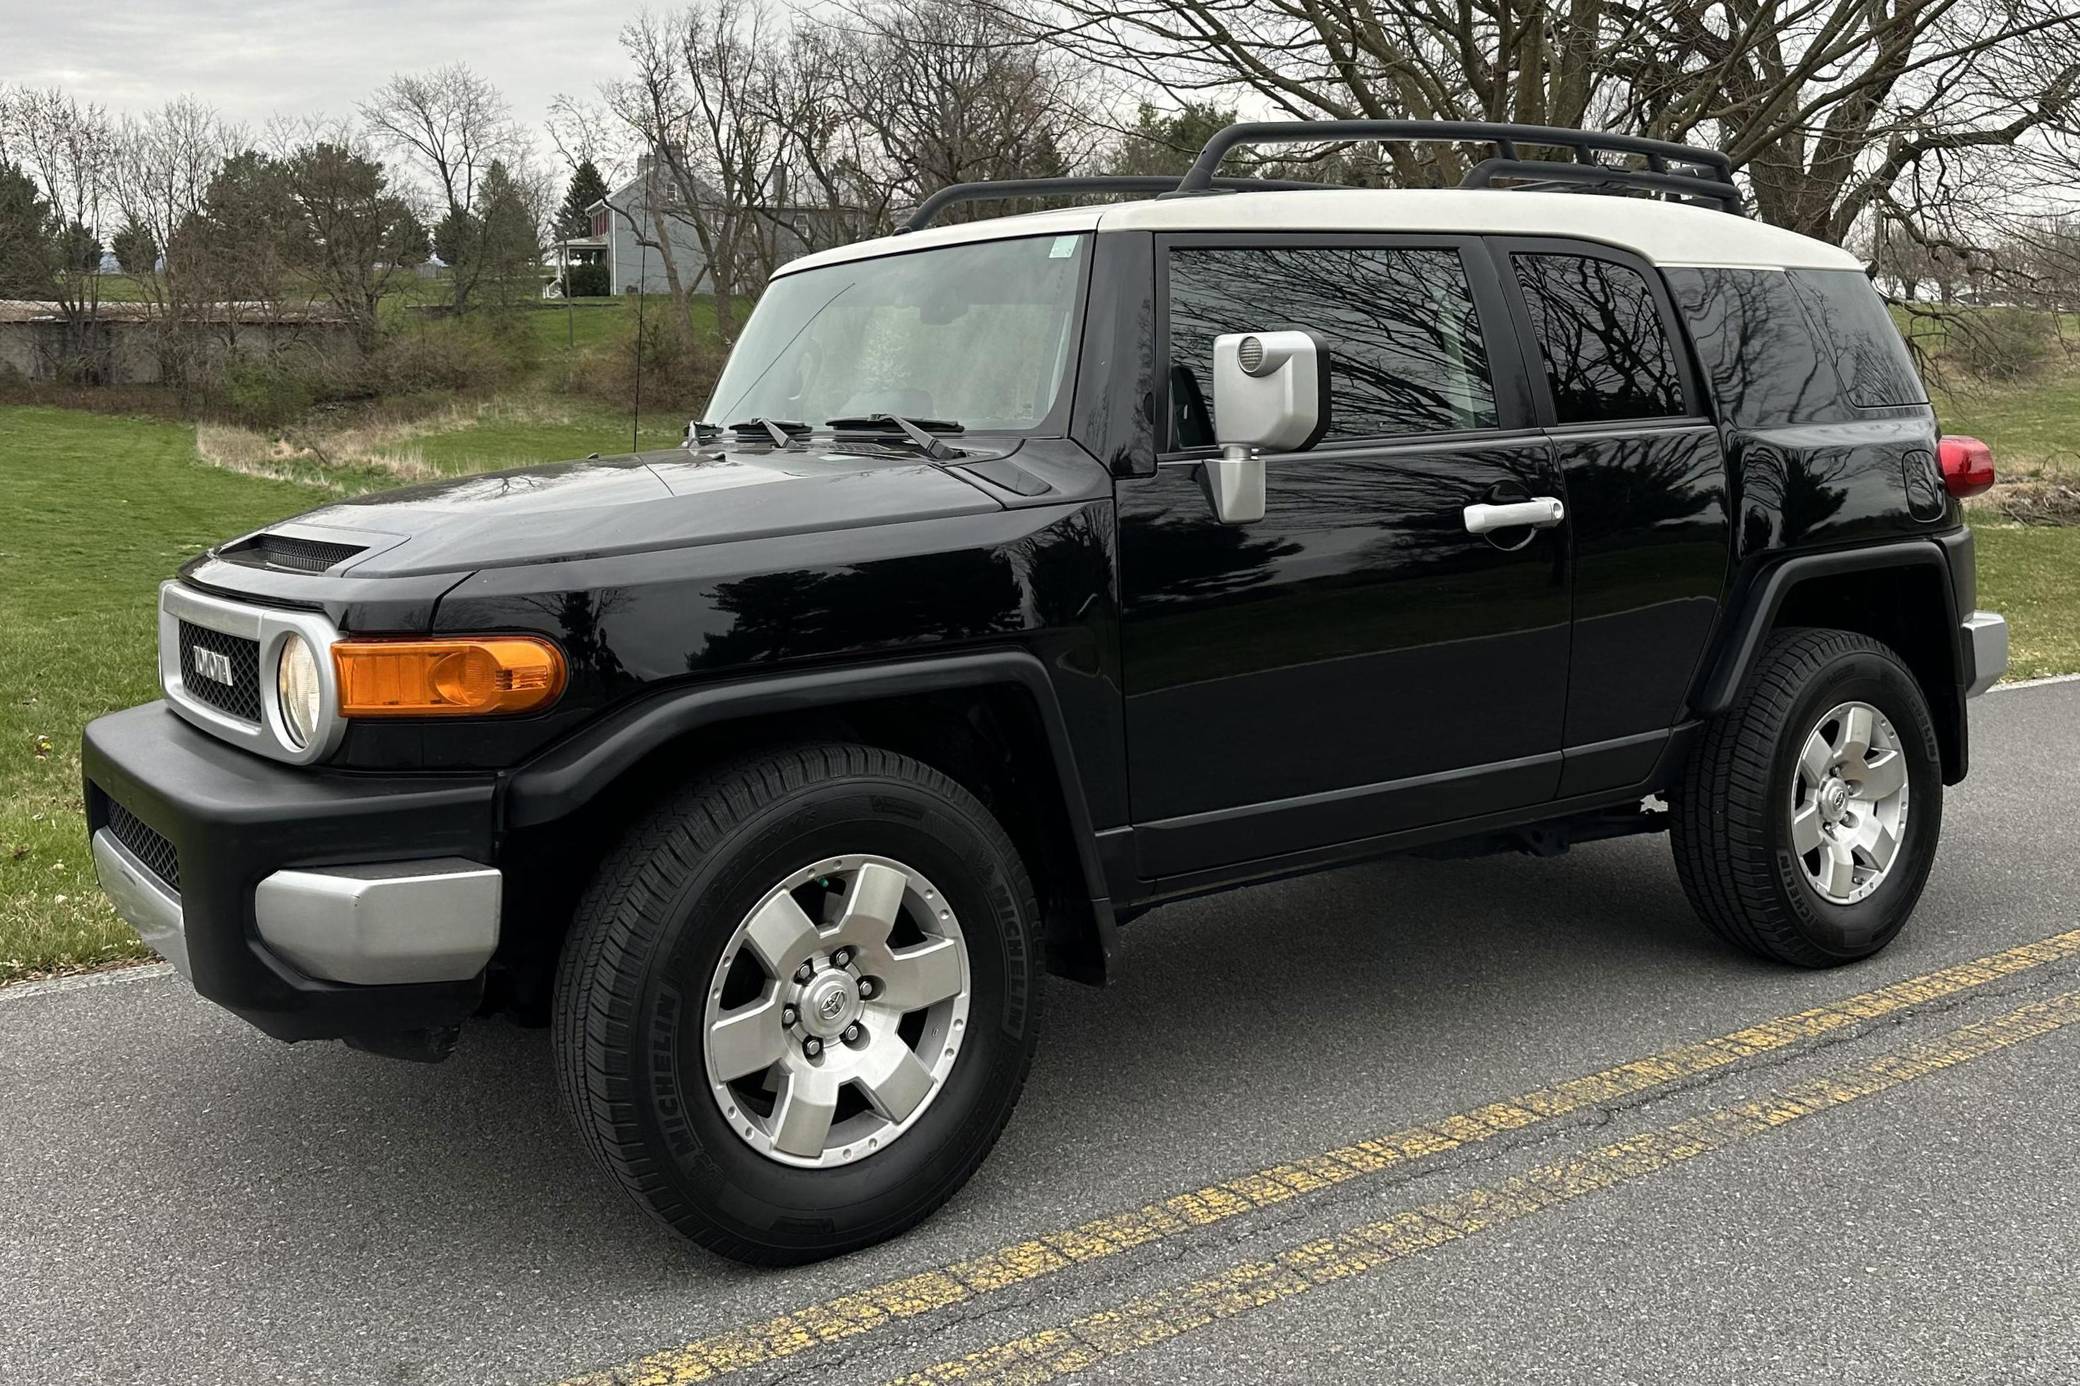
[
  {"x1": 894, "y1": 989, "x2": 2080, "y2": 1383},
  {"x1": 561, "y1": 929, "x2": 2080, "y2": 1386}
]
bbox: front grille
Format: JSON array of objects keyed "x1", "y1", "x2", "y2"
[
  {"x1": 106, "y1": 799, "x2": 179, "y2": 894},
  {"x1": 177, "y1": 620, "x2": 263, "y2": 723},
  {"x1": 223, "y1": 532, "x2": 367, "y2": 573}
]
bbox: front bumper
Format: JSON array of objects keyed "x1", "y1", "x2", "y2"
[
  {"x1": 83, "y1": 702, "x2": 502, "y2": 1042},
  {"x1": 1962, "y1": 610, "x2": 2008, "y2": 699}
]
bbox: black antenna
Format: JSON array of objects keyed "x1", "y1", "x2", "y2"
[{"x1": 631, "y1": 227, "x2": 649, "y2": 455}]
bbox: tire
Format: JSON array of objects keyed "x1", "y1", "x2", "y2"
[
  {"x1": 1670, "y1": 627, "x2": 1943, "y2": 967},
  {"x1": 553, "y1": 742, "x2": 1041, "y2": 1264}
]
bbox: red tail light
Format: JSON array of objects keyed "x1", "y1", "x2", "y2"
[{"x1": 1938, "y1": 435, "x2": 1995, "y2": 499}]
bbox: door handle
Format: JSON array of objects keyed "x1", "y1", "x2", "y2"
[{"x1": 1463, "y1": 497, "x2": 1566, "y2": 535}]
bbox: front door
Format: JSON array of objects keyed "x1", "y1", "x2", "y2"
[{"x1": 1118, "y1": 234, "x2": 1571, "y2": 881}]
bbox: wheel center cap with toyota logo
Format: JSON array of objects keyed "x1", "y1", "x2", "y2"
[{"x1": 799, "y1": 972, "x2": 861, "y2": 1039}]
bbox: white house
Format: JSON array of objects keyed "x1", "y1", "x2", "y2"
[
  {"x1": 545, "y1": 163, "x2": 715, "y2": 297},
  {"x1": 547, "y1": 161, "x2": 857, "y2": 296}
]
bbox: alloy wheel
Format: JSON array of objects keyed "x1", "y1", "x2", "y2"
[
  {"x1": 1788, "y1": 700, "x2": 1911, "y2": 905},
  {"x1": 699, "y1": 855, "x2": 971, "y2": 1168}
]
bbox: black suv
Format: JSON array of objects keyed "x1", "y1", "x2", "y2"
[{"x1": 84, "y1": 122, "x2": 2008, "y2": 1264}]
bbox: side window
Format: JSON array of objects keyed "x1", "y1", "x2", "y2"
[
  {"x1": 1667, "y1": 267, "x2": 1846, "y2": 426},
  {"x1": 1165, "y1": 245, "x2": 1498, "y2": 449},
  {"x1": 1787, "y1": 269, "x2": 1927, "y2": 408},
  {"x1": 1513, "y1": 253, "x2": 1685, "y2": 423}
]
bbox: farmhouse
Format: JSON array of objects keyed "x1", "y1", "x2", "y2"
[{"x1": 548, "y1": 159, "x2": 852, "y2": 296}]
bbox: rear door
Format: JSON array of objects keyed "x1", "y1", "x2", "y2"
[
  {"x1": 1117, "y1": 234, "x2": 1572, "y2": 881},
  {"x1": 1488, "y1": 238, "x2": 1731, "y2": 794}
]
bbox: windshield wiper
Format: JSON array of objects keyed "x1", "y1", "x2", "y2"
[
  {"x1": 825, "y1": 413, "x2": 966, "y2": 461},
  {"x1": 728, "y1": 417, "x2": 813, "y2": 448}
]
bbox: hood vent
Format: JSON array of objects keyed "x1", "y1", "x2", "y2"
[{"x1": 221, "y1": 532, "x2": 369, "y2": 574}]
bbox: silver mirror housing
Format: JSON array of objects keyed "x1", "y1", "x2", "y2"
[{"x1": 1203, "y1": 330, "x2": 1329, "y2": 524}]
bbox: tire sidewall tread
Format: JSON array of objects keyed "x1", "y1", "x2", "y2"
[
  {"x1": 552, "y1": 741, "x2": 1041, "y2": 1265},
  {"x1": 1670, "y1": 627, "x2": 1943, "y2": 967}
]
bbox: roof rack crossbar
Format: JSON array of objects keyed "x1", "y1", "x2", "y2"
[
  {"x1": 1460, "y1": 157, "x2": 1743, "y2": 210},
  {"x1": 1173, "y1": 120, "x2": 1741, "y2": 213},
  {"x1": 901, "y1": 175, "x2": 1338, "y2": 232}
]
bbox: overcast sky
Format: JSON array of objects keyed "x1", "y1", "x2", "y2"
[{"x1": 1, "y1": 0, "x2": 649, "y2": 159}]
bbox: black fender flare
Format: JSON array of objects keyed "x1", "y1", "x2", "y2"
[
  {"x1": 499, "y1": 650, "x2": 1118, "y2": 977},
  {"x1": 1692, "y1": 539, "x2": 1961, "y2": 716}
]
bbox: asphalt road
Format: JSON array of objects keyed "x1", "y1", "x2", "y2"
[{"x1": 6, "y1": 679, "x2": 2080, "y2": 1386}]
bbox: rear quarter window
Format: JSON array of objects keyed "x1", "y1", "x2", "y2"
[
  {"x1": 1788, "y1": 269, "x2": 1927, "y2": 408},
  {"x1": 1667, "y1": 268, "x2": 1847, "y2": 427}
]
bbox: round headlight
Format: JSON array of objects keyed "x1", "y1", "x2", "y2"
[{"x1": 277, "y1": 634, "x2": 323, "y2": 748}]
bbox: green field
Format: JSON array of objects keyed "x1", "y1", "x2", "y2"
[{"x1": 0, "y1": 408, "x2": 322, "y2": 981}]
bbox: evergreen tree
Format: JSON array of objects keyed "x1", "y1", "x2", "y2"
[
  {"x1": 555, "y1": 159, "x2": 608, "y2": 240},
  {"x1": 59, "y1": 220, "x2": 101, "y2": 274},
  {"x1": 0, "y1": 160, "x2": 57, "y2": 298},
  {"x1": 112, "y1": 217, "x2": 157, "y2": 276},
  {"x1": 383, "y1": 206, "x2": 431, "y2": 269},
  {"x1": 1108, "y1": 102, "x2": 1238, "y2": 178},
  {"x1": 280, "y1": 141, "x2": 429, "y2": 349},
  {"x1": 474, "y1": 159, "x2": 539, "y2": 306},
  {"x1": 432, "y1": 205, "x2": 477, "y2": 269}
]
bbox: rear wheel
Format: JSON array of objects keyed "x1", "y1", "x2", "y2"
[
  {"x1": 1670, "y1": 628, "x2": 1943, "y2": 966},
  {"x1": 553, "y1": 742, "x2": 1041, "y2": 1264}
]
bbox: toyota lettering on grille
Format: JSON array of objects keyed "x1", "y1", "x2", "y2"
[{"x1": 190, "y1": 647, "x2": 237, "y2": 687}]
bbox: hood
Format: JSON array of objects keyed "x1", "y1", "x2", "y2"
[{"x1": 259, "y1": 446, "x2": 1008, "y2": 578}]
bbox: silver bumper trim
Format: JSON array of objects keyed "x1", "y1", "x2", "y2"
[
  {"x1": 254, "y1": 859, "x2": 501, "y2": 985},
  {"x1": 91, "y1": 829, "x2": 190, "y2": 978},
  {"x1": 1963, "y1": 610, "x2": 2008, "y2": 699}
]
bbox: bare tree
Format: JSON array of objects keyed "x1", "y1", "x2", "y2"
[
  {"x1": 104, "y1": 99, "x2": 245, "y2": 381},
  {"x1": 110, "y1": 98, "x2": 241, "y2": 279},
  {"x1": 0, "y1": 86, "x2": 116, "y2": 378},
  {"x1": 999, "y1": 0, "x2": 2080, "y2": 245},
  {"x1": 836, "y1": 0, "x2": 1096, "y2": 206},
  {"x1": 600, "y1": 2, "x2": 792, "y2": 338},
  {"x1": 360, "y1": 63, "x2": 518, "y2": 310}
]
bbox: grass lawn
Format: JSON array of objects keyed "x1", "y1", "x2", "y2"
[
  {"x1": 1936, "y1": 370, "x2": 2080, "y2": 473},
  {"x1": 1975, "y1": 525, "x2": 2080, "y2": 681},
  {"x1": 0, "y1": 407, "x2": 322, "y2": 982},
  {"x1": 521, "y1": 294, "x2": 722, "y2": 357}
]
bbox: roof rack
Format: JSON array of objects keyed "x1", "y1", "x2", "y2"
[
  {"x1": 895, "y1": 122, "x2": 1742, "y2": 232},
  {"x1": 1176, "y1": 120, "x2": 1743, "y2": 214},
  {"x1": 901, "y1": 175, "x2": 1339, "y2": 232}
]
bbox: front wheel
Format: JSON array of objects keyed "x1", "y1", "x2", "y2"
[
  {"x1": 1670, "y1": 628, "x2": 1943, "y2": 967},
  {"x1": 553, "y1": 743, "x2": 1041, "y2": 1264}
]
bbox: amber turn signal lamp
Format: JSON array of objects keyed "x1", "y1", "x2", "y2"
[{"x1": 332, "y1": 637, "x2": 567, "y2": 717}]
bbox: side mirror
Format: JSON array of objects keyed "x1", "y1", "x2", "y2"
[{"x1": 1201, "y1": 330, "x2": 1330, "y2": 525}]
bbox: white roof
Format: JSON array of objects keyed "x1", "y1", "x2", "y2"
[{"x1": 777, "y1": 188, "x2": 1862, "y2": 277}]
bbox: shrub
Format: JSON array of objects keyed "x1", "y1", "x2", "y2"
[
  {"x1": 564, "y1": 262, "x2": 611, "y2": 298},
  {"x1": 572, "y1": 312, "x2": 721, "y2": 415},
  {"x1": 212, "y1": 358, "x2": 318, "y2": 430},
  {"x1": 369, "y1": 312, "x2": 538, "y2": 395},
  {"x1": 1953, "y1": 307, "x2": 2052, "y2": 382}
]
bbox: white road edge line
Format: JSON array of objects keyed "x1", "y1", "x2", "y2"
[
  {"x1": 1993, "y1": 672, "x2": 2080, "y2": 692},
  {"x1": 0, "y1": 961, "x2": 174, "y2": 1003}
]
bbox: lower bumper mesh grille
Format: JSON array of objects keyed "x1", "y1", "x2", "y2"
[{"x1": 106, "y1": 799, "x2": 180, "y2": 894}]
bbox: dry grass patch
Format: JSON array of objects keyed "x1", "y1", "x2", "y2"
[{"x1": 193, "y1": 395, "x2": 672, "y2": 495}]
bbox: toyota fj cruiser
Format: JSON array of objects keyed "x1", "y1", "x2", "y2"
[{"x1": 84, "y1": 121, "x2": 2008, "y2": 1264}]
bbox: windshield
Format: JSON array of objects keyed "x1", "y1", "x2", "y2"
[{"x1": 703, "y1": 233, "x2": 1089, "y2": 434}]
